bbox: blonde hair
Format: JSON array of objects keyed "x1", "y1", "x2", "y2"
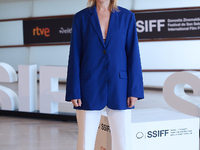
[{"x1": 87, "y1": 0, "x2": 118, "y2": 12}]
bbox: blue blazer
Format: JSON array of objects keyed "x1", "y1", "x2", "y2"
[{"x1": 65, "y1": 6, "x2": 144, "y2": 110}]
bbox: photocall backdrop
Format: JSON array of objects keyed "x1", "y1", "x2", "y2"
[
  {"x1": 135, "y1": 9, "x2": 200, "y2": 40},
  {"x1": 23, "y1": 17, "x2": 73, "y2": 44},
  {"x1": 23, "y1": 8, "x2": 200, "y2": 44}
]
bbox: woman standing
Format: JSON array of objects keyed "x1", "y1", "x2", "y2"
[{"x1": 65, "y1": 0, "x2": 144, "y2": 149}]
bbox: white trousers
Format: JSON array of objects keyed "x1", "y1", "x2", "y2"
[{"x1": 76, "y1": 107, "x2": 132, "y2": 150}]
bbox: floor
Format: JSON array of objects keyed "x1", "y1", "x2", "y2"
[
  {"x1": 0, "y1": 117, "x2": 78, "y2": 150},
  {"x1": 0, "y1": 83, "x2": 199, "y2": 150}
]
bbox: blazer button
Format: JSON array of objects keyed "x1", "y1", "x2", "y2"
[{"x1": 103, "y1": 50, "x2": 106, "y2": 54}]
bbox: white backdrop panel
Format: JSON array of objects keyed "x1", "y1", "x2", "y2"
[
  {"x1": 0, "y1": 21, "x2": 23, "y2": 46},
  {"x1": 142, "y1": 72, "x2": 175, "y2": 87},
  {"x1": 139, "y1": 40, "x2": 200, "y2": 70},
  {"x1": 0, "y1": 0, "x2": 33, "y2": 20},
  {"x1": 29, "y1": 45, "x2": 70, "y2": 70},
  {"x1": 133, "y1": 0, "x2": 200, "y2": 10},
  {"x1": 32, "y1": 0, "x2": 132, "y2": 17},
  {"x1": 32, "y1": 0, "x2": 87, "y2": 17},
  {"x1": 0, "y1": 47, "x2": 29, "y2": 70}
]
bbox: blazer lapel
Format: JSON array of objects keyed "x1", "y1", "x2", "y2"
[
  {"x1": 89, "y1": 6, "x2": 105, "y2": 48},
  {"x1": 105, "y1": 10, "x2": 119, "y2": 46},
  {"x1": 89, "y1": 6, "x2": 119, "y2": 48}
]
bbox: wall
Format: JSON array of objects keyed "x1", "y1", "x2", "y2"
[
  {"x1": 0, "y1": 0, "x2": 132, "y2": 70},
  {"x1": 133, "y1": 0, "x2": 200, "y2": 10},
  {"x1": 0, "y1": 0, "x2": 200, "y2": 87},
  {"x1": 133, "y1": 0, "x2": 200, "y2": 87}
]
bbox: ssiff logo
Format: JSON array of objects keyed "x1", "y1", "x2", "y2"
[
  {"x1": 136, "y1": 130, "x2": 169, "y2": 139},
  {"x1": 33, "y1": 26, "x2": 50, "y2": 37},
  {"x1": 100, "y1": 146, "x2": 106, "y2": 150}
]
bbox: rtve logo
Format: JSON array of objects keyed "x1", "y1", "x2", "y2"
[{"x1": 33, "y1": 26, "x2": 50, "y2": 37}]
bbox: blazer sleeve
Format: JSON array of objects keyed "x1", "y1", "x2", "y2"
[
  {"x1": 65, "y1": 14, "x2": 82, "y2": 101},
  {"x1": 125, "y1": 13, "x2": 144, "y2": 100}
]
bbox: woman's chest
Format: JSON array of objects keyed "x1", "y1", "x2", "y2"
[
  {"x1": 97, "y1": 11, "x2": 110, "y2": 39},
  {"x1": 81, "y1": 14, "x2": 129, "y2": 42}
]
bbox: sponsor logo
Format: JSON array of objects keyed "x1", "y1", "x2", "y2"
[
  {"x1": 23, "y1": 17, "x2": 73, "y2": 44},
  {"x1": 59, "y1": 27, "x2": 72, "y2": 34},
  {"x1": 136, "y1": 19, "x2": 165, "y2": 33},
  {"x1": 33, "y1": 26, "x2": 50, "y2": 37},
  {"x1": 136, "y1": 128, "x2": 192, "y2": 139},
  {"x1": 135, "y1": 9, "x2": 200, "y2": 40}
]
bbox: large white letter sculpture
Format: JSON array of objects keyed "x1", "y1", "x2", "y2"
[
  {"x1": 39, "y1": 66, "x2": 67, "y2": 114},
  {"x1": 0, "y1": 62, "x2": 18, "y2": 110},
  {"x1": 18, "y1": 65, "x2": 37, "y2": 112},
  {"x1": 163, "y1": 71, "x2": 200, "y2": 118}
]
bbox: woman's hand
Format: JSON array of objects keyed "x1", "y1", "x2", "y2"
[
  {"x1": 71, "y1": 99, "x2": 82, "y2": 107},
  {"x1": 127, "y1": 97, "x2": 138, "y2": 108}
]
